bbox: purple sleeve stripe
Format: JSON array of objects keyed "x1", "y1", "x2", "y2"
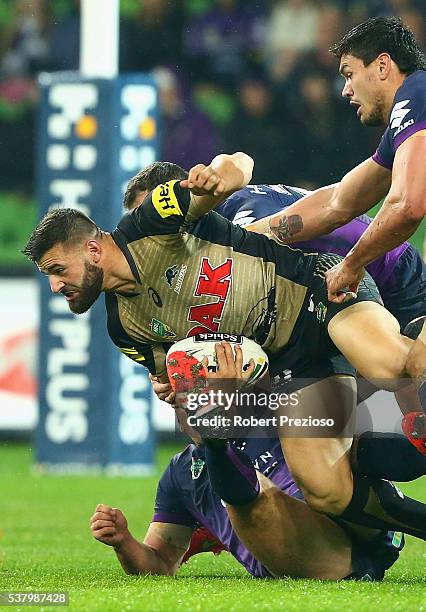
[
  {"x1": 394, "y1": 123, "x2": 426, "y2": 150},
  {"x1": 152, "y1": 511, "x2": 196, "y2": 527},
  {"x1": 372, "y1": 150, "x2": 392, "y2": 170}
]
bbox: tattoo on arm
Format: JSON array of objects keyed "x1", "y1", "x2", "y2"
[{"x1": 270, "y1": 215, "x2": 303, "y2": 242}]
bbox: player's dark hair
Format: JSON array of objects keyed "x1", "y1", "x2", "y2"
[
  {"x1": 124, "y1": 162, "x2": 188, "y2": 210},
  {"x1": 23, "y1": 208, "x2": 100, "y2": 264},
  {"x1": 330, "y1": 17, "x2": 426, "y2": 74}
]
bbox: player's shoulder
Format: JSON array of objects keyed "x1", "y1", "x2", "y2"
[
  {"x1": 390, "y1": 71, "x2": 426, "y2": 127},
  {"x1": 397, "y1": 70, "x2": 426, "y2": 99},
  {"x1": 387, "y1": 70, "x2": 426, "y2": 148}
]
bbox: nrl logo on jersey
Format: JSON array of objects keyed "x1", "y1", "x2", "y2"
[
  {"x1": 390, "y1": 99, "x2": 411, "y2": 131},
  {"x1": 150, "y1": 318, "x2": 176, "y2": 338}
]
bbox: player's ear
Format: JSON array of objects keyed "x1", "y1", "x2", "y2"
[
  {"x1": 86, "y1": 239, "x2": 103, "y2": 264},
  {"x1": 377, "y1": 53, "x2": 391, "y2": 79}
]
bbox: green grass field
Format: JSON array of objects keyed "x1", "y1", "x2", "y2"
[{"x1": 1, "y1": 442, "x2": 425, "y2": 612}]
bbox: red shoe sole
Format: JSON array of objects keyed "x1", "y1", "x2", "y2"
[{"x1": 401, "y1": 412, "x2": 426, "y2": 455}]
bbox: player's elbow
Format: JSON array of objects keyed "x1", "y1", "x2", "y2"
[
  {"x1": 231, "y1": 151, "x2": 254, "y2": 183},
  {"x1": 123, "y1": 559, "x2": 176, "y2": 577},
  {"x1": 328, "y1": 192, "x2": 355, "y2": 229},
  {"x1": 303, "y1": 489, "x2": 350, "y2": 516},
  {"x1": 401, "y1": 196, "x2": 426, "y2": 222}
]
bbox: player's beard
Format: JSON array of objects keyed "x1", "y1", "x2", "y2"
[
  {"x1": 68, "y1": 261, "x2": 104, "y2": 314},
  {"x1": 361, "y1": 95, "x2": 387, "y2": 127}
]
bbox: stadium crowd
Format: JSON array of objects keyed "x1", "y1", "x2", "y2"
[
  {"x1": 0, "y1": 0, "x2": 424, "y2": 268},
  {"x1": 1, "y1": 0, "x2": 425, "y2": 191}
]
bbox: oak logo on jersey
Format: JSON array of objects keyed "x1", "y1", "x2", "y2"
[
  {"x1": 150, "y1": 318, "x2": 176, "y2": 338},
  {"x1": 187, "y1": 257, "x2": 233, "y2": 336},
  {"x1": 152, "y1": 180, "x2": 183, "y2": 218}
]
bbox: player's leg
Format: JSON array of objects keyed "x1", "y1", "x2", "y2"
[
  {"x1": 329, "y1": 303, "x2": 426, "y2": 451},
  {"x1": 356, "y1": 376, "x2": 422, "y2": 414},
  {"x1": 352, "y1": 431, "x2": 426, "y2": 481},
  {"x1": 275, "y1": 376, "x2": 426, "y2": 539},
  {"x1": 404, "y1": 318, "x2": 426, "y2": 408},
  {"x1": 226, "y1": 472, "x2": 354, "y2": 580},
  {"x1": 276, "y1": 375, "x2": 356, "y2": 515},
  {"x1": 401, "y1": 319, "x2": 426, "y2": 452},
  {"x1": 310, "y1": 254, "x2": 420, "y2": 395},
  {"x1": 327, "y1": 301, "x2": 412, "y2": 391},
  {"x1": 405, "y1": 320, "x2": 426, "y2": 381},
  {"x1": 394, "y1": 383, "x2": 422, "y2": 415}
]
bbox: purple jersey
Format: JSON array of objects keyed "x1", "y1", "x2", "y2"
[
  {"x1": 373, "y1": 70, "x2": 426, "y2": 170},
  {"x1": 153, "y1": 437, "x2": 403, "y2": 579},
  {"x1": 153, "y1": 438, "x2": 300, "y2": 577},
  {"x1": 216, "y1": 184, "x2": 409, "y2": 291}
]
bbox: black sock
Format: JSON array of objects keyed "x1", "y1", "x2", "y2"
[
  {"x1": 355, "y1": 431, "x2": 426, "y2": 481},
  {"x1": 204, "y1": 440, "x2": 260, "y2": 506},
  {"x1": 338, "y1": 475, "x2": 426, "y2": 540}
]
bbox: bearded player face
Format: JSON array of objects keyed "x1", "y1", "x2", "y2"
[
  {"x1": 62, "y1": 260, "x2": 104, "y2": 314},
  {"x1": 38, "y1": 244, "x2": 104, "y2": 314}
]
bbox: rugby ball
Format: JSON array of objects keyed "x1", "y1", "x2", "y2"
[{"x1": 166, "y1": 332, "x2": 269, "y2": 388}]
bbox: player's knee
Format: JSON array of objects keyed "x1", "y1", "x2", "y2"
[
  {"x1": 367, "y1": 342, "x2": 410, "y2": 386},
  {"x1": 405, "y1": 339, "x2": 426, "y2": 380},
  {"x1": 302, "y1": 487, "x2": 350, "y2": 516}
]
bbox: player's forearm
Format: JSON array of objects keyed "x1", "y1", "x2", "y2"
[
  {"x1": 345, "y1": 197, "x2": 423, "y2": 271},
  {"x1": 114, "y1": 532, "x2": 173, "y2": 576},
  {"x1": 263, "y1": 159, "x2": 391, "y2": 243},
  {"x1": 266, "y1": 183, "x2": 340, "y2": 242}
]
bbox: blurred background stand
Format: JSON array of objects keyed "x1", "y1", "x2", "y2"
[{"x1": 33, "y1": 0, "x2": 158, "y2": 474}]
